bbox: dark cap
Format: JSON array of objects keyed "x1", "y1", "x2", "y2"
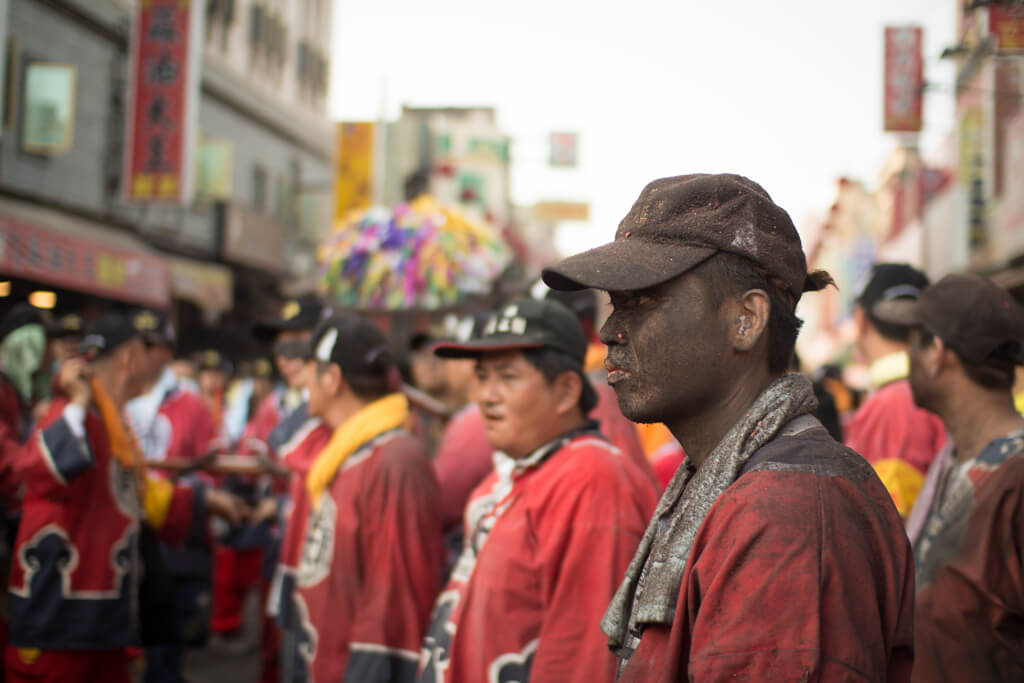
[
  {"x1": 433, "y1": 298, "x2": 588, "y2": 364},
  {"x1": 249, "y1": 357, "x2": 275, "y2": 379},
  {"x1": 857, "y1": 263, "x2": 929, "y2": 316},
  {"x1": 131, "y1": 308, "x2": 175, "y2": 347},
  {"x1": 81, "y1": 313, "x2": 143, "y2": 359},
  {"x1": 0, "y1": 303, "x2": 45, "y2": 341},
  {"x1": 309, "y1": 313, "x2": 393, "y2": 379},
  {"x1": 874, "y1": 273, "x2": 1024, "y2": 367},
  {"x1": 254, "y1": 294, "x2": 323, "y2": 340},
  {"x1": 47, "y1": 313, "x2": 84, "y2": 339},
  {"x1": 195, "y1": 349, "x2": 232, "y2": 374},
  {"x1": 542, "y1": 174, "x2": 831, "y2": 300}
]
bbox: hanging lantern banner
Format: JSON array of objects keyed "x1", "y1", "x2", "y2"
[
  {"x1": 883, "y1": 26, "x2": 924, "y2": 133},
  {"x1": 123, "y1": 0, "x2": 202, "y2": 204}
]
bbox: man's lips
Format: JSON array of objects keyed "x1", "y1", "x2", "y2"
[{"x1": 604, "y1": 358, "x2": 632, "y2": 385}]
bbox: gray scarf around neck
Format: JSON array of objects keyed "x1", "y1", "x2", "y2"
[{"x1": 601, "y1": 373, "x2": 818, "y2": 656}]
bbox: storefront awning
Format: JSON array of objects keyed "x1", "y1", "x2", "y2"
[
  {"x1": 0, "y1": 197, "x2": 170, "y2": 308},
  {"x1": 170, "y1": 256, "x2": 233, "y2": 314}
]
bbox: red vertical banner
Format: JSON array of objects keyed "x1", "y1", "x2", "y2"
[
  {"x1": 123, "y1": 0, "x2": 201, "y2": 203},
  {"x1": 884, "y1": 26, "x2": 924, "y2": 133},
  {"x1": 990, "y1": 5, "x2": 1024, "y2": 53}
]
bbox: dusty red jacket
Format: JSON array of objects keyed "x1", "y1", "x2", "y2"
[
  {"x1": 617, "y1": 425, "x2": 915, "y2": 682},
  {"x1": 913, "y1": 431, "x2": 1024, "y2": 683},
  {"x1": 8, "y1": 399, "x2": 204, "y2": 650},
  {"x1": 418, "y1": 429, "x2": 657, "y2": 683},
  {"x1": 279, "y1": 428, "x2": 442, "y2": 683}
]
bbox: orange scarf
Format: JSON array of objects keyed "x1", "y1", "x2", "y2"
[{"x1": 90, "y1": 377, "x2": 146, "y2": 491}]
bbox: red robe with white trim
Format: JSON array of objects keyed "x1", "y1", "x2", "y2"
[
  {"x1": 279, "y1": 428, "x2": 442, "y2": 683},
  {"x1": 418, "y1": 430, "x2": 657, "y2": 683},
  {"x1": 8, "y1": 399, "x2": 205, "y2": 650}
]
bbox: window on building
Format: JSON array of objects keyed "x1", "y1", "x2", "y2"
[
  {"x1": 21, "y1": 62, "x2": 76, "y2": 155},
  {"x1": 251, "y1": 164, "x2": 268, "y2": 212}
]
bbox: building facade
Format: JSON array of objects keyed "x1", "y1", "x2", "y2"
[{"x1": 0, "y1": 0, "x2": 334, "y2": 354}]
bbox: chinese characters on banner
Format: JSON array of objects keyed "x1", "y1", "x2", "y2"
[
  {"x1": 123, "y1": 0, "x2": 201, "y2": 203},
  {"x1": 883, "y1": 26, "x2": 923, "y2": 133}
]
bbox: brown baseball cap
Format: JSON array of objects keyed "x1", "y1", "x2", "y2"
[
  {"x1": 542, "y1": 173, "x2": 830, "y2": 300},
  {"x1": 874, "y1": 273, "x2": 1024, "y2": 366}
]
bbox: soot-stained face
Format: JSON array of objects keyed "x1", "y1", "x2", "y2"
[{"x1": 598, "y1": 270, "x2": 734, "y2": 425}]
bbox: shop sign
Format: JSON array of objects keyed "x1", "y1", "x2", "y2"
[
  {"x1": 884, "y1": 26, "x2": 924, "y2": 132},
  {"x1": 123, "y1": 0, "x2": 202, "y2": 203},
  {"x1": 0, "y1": 216, "x2": 169, "y2": 306},
  {"x1": 335, "y1": 122, "x2": 374, "y2": 222},
  {"x1": 990, "y1": 5, "x2": 1024, "y2": 53},
  {"x1": 549, "y1": 132, "x2": 578, "y2": 168},
  {"x1": 533, "y1": 201, "x2": 591, "y2": 222},
  {"x1": 169, "y1": 257, "x2": 233, "y2": 313}
]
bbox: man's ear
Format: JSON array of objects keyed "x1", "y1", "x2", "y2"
[
  {"x1": 729, "y1": 289, "x2": 771, "y2": 352},
  {"x1": 553, "y1": 371, "x2": 583, "y2": 415}
]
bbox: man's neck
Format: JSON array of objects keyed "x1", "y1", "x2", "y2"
[
  {"x1": 141, "y1": 366, "x2": 168, "y2": 395},
  {"x1": 507, "y1": 415, "x2": 587, "y2": 460},
  {"x1": 323, "y1": 394, "x2": 369, "y2": 431},
  {"x1": 940, "y1": 387, "x2": 1024, "y2": 463},
  {"x1": 669, "y1": 369, "x2": 776, "y2": 469},
  {"x1": 94, "y1": 370, "x2": 128, "y2": 410},
  {"x1": 863, "y1": 332, "x2": 907, "y2": 366}
]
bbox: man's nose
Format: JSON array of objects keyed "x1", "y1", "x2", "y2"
[{"x1": 599, "y1": 314, "x2": 626, "y2": 346}]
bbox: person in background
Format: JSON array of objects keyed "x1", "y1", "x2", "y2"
[
  {"x1": 543, "y1": 173, "x2": 914, "y2": 681},
  {"x1": 195, "y1": 349, "x2": 231, "y2": 434},
  {"x1": 45, "y1": 313, "x2": 83, "y2": 366},
  {"x1": 419, "y1": 298, "x2": 657, "y2": 683},
  {"x1": 427, "y1": 314, "x2": 493, "y2": 573},
  {"x1": 845, "y1": 263, "x2": 947, "y2": 518},
  {"x1": 0, "y1": 305, "x2": 47, "y2": 506},
  {"x1": 5, "y1": 313, "x2": 246, "y2": 683},
  {"x1": 124, "y1": 309, "x2": 224, "y2": 683},
  {"x1": 0, "y1": 305, "x2": 48, "y2": 668},
  {"x1": 873, "y1": 274, "x2": 1024, "y2": 683},
  {"x1": 277, "y1": 313, "x2": 441, "y2": 682},
  {"x1": 169, "y1": 357, "x2": 199, "y2": 393}
]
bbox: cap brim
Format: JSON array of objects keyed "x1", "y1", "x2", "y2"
[
  {"x1": 433, "y1": 339, "x2": 545, "y2": 359},
  {"x1": 872, "y1": 298, "x2": 922, "y2": 327},
  {"x1": 542, "y1": 240, "x2": 717, "y2": 292}
]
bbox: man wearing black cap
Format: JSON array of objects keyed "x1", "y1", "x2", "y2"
[
  {"x1": 251, "y1": 294, "x2": 324, "y2": 450},
  {"x1": 418, "y1": 298, "x2": 657, "y2": 683},
  {"x1": 846, "y1": 263, "x2": 947, "y2": 518},
  {"x1": 873, "y1": 273, "x2": 1024, "y2": 682},
  {"x1": 123, "y1": 309, "x2": 225, "y2": 683},
  {"x1": 46, "y1": 312, "x2": 84, "y2": 365},
  {"x1": 543, "y1": 174, "x2": 914, "y2": 681},
  {"x1": 276, "y1": 312, "x2": 441, "y2": 683},
  {"x1": 5, "y1": 313, "x2": 246, "y2": 683}
]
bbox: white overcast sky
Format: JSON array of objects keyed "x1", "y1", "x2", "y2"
[{"x1": 330, "y1": 0, "x2": 956, "y2": 257}]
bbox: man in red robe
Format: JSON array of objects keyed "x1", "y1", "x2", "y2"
[
  {"x1": 5, "y1": 313, "x2": 245, "y2": 683},
  {"x1": 543, "y1": 173, "x2": 915, "y2": 681},
  {"x1": 278, "y1": 312, "x2": 442, "y2": 682},
  {"x1": 418, "y1": 298, "x2": 657, "y2": 683}
]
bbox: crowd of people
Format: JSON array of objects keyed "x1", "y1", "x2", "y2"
[{"x1": 0, "y1": 172, "x2": 1022, "y2": 682}]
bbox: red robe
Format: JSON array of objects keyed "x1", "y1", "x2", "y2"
[
  {"x1": 617, "y1": 426, "x2": 915, "y2": 682},
  {"x1": 8, "y1": 399, "x2": 204, "y2": 650},
  {"x1": 279, "y1": 428, "x2": 442, "y2": 683},
  {"x1": 0, "y1": 376, "x2": 25, "y2": 509},
  {"x1": 418, "y1": 430, "x2": 657, "y2": 683},
  {"x1": 845, "y1": 378, "x2": 946, "y2": 512}
]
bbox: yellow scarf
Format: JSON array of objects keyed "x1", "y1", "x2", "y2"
[
  {"x1": 868, "y1": 351, "x2": 909, "y2": 390},
  {"x1": 91, "y1": 377, "x2": 174, "y2": 529},
  {"x1": 306, "y1": 393, "x2": 410, "y2": 509}
]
